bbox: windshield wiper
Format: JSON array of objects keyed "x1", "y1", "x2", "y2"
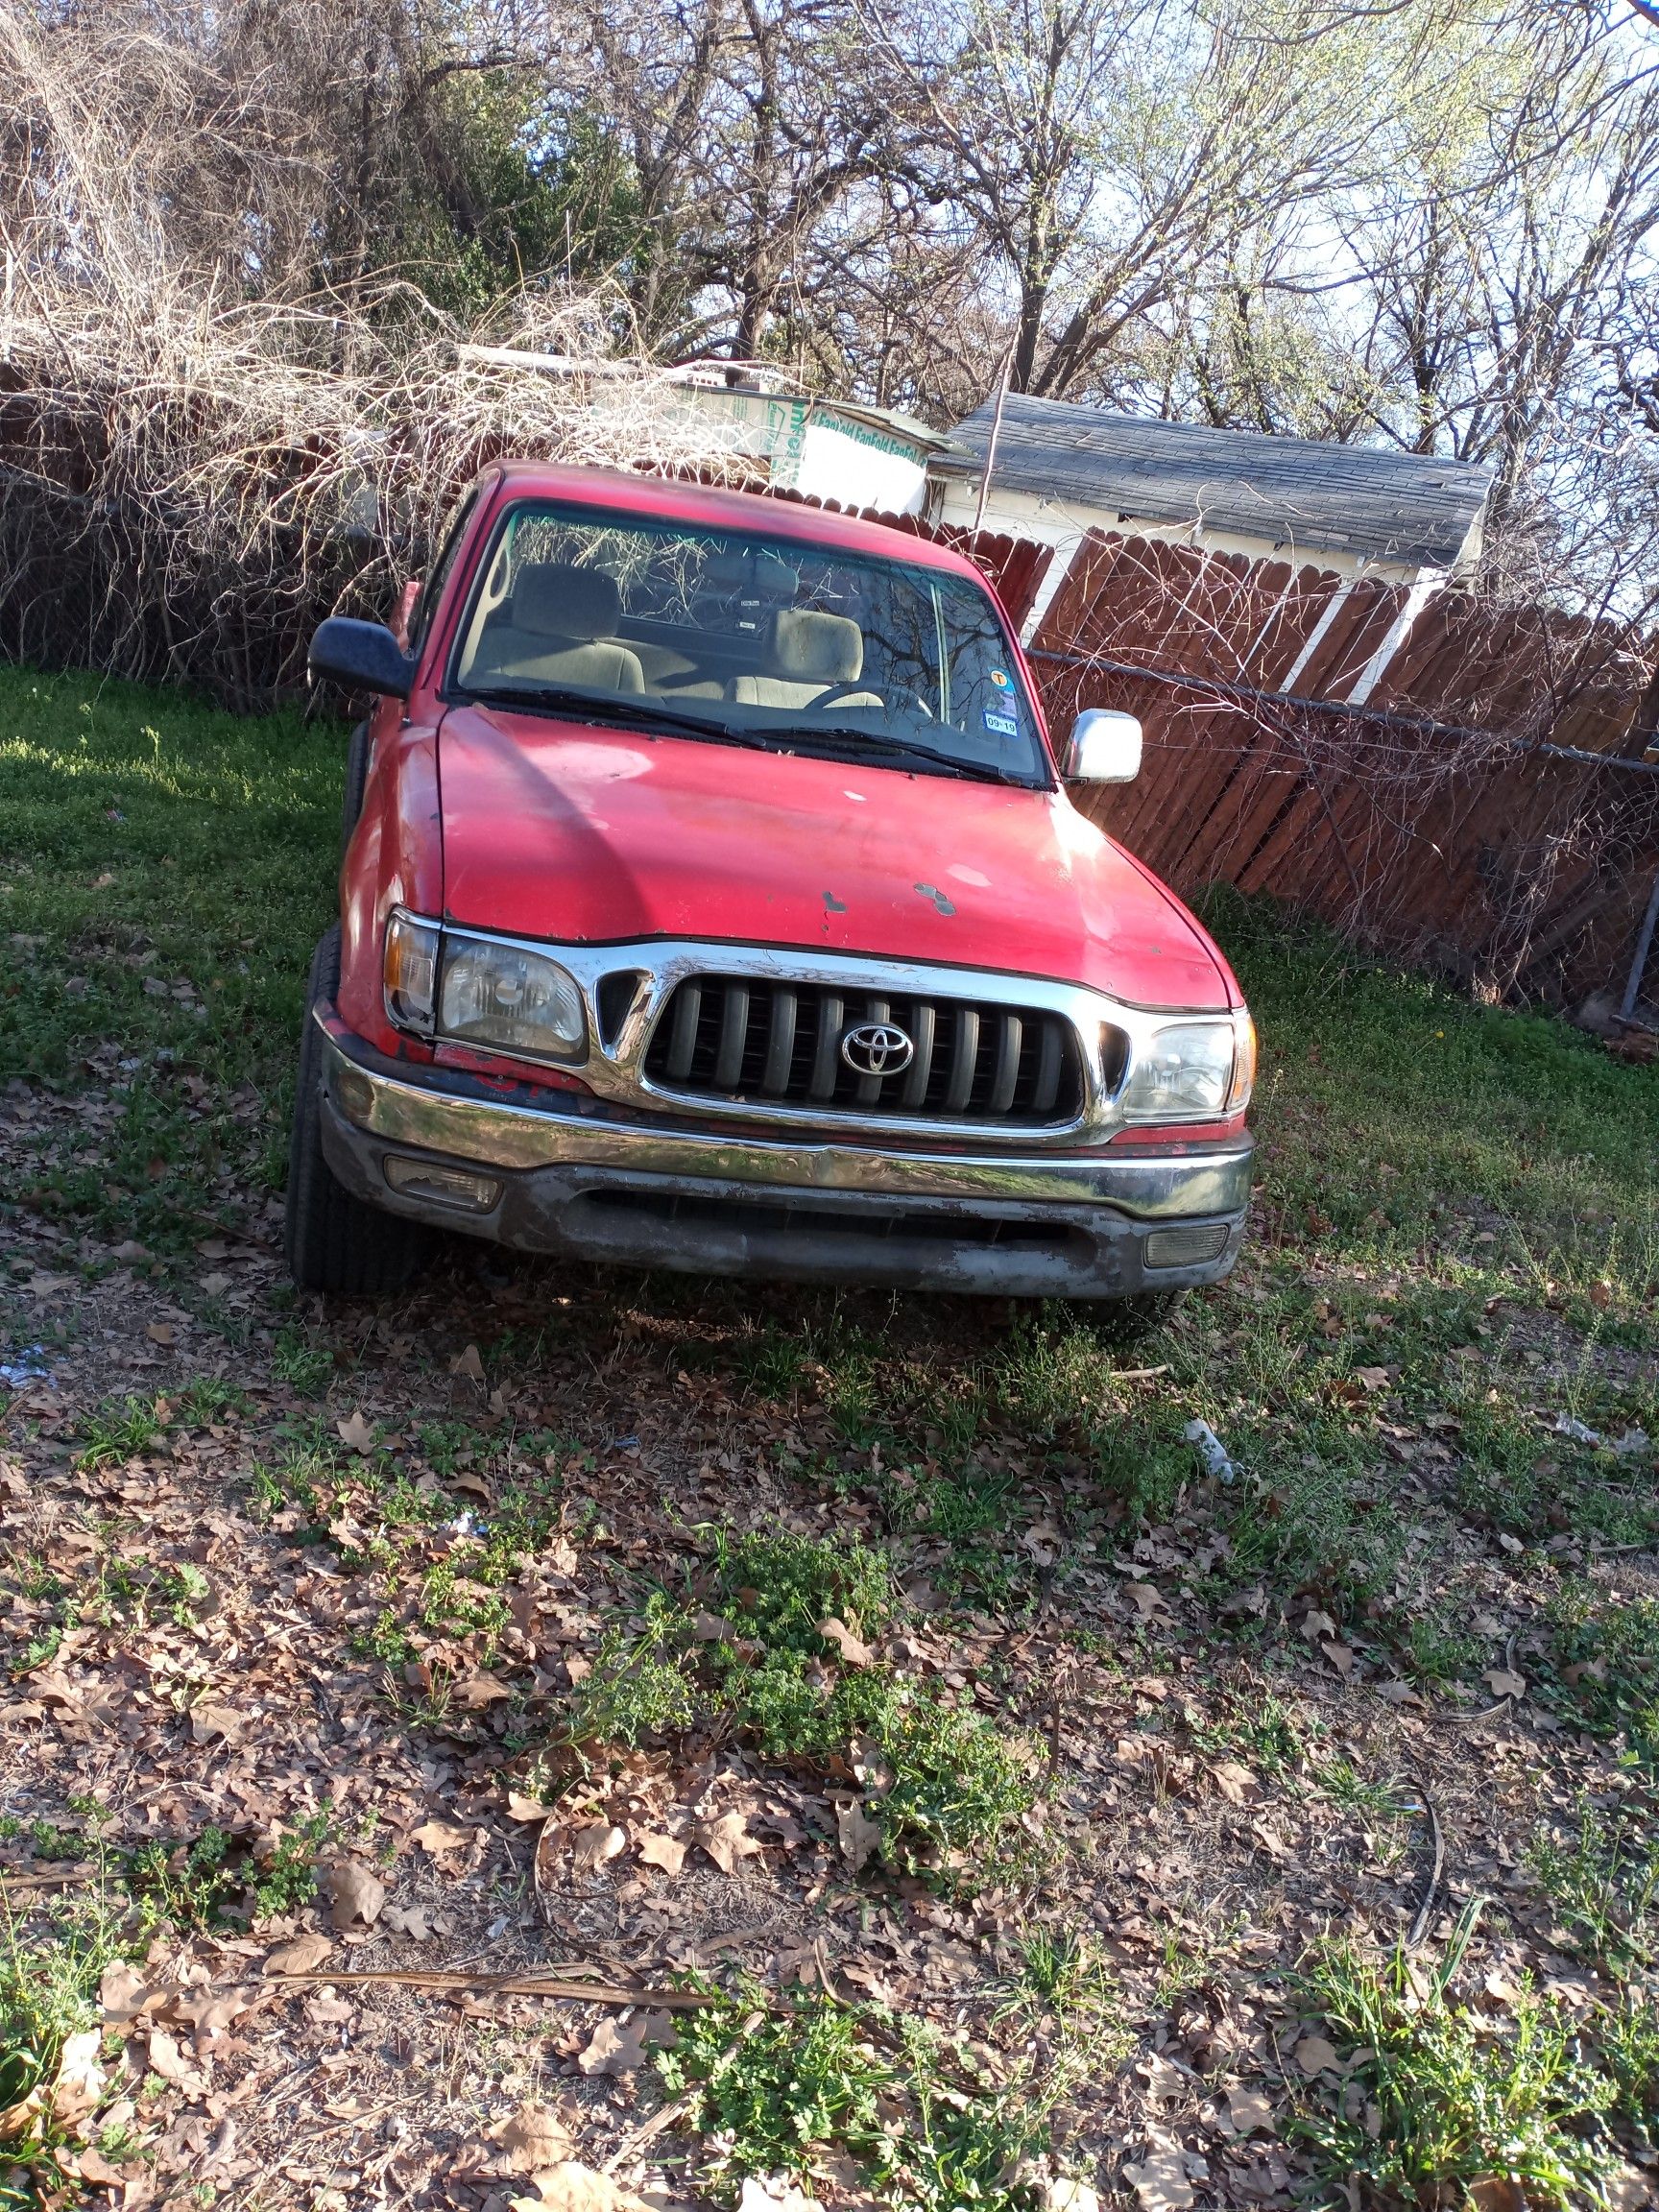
[
  {"x1": 758, "y1": 724, "x2": 1022, "y2": 786},
  {"x1": 461, "y1": 685, "x2": 765, "y2": 748}
]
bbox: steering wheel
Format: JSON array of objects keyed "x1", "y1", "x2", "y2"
[{"x1": 810, "y1": 680, "x2": 883, "y2": 711}]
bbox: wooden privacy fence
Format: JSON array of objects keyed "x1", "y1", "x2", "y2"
[{"x1": 1022, "y1": 531, "x2": 1659, "y2": 1010}]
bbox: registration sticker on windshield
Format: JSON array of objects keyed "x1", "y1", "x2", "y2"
[
  {"x1": 989, "y1": 668, "x2": 1011, "y2": 688},
  {"x1": 982, "y1": 709, "x2": 1018, "y2": 737}
]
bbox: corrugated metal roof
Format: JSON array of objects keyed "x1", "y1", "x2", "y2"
[{"x1": 950, "y1": 394, "x2": 1492, "y2": 566}]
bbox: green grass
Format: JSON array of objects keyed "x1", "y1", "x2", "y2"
[
  {"x1": 1298, "y1": 1904, "x2": 1623, "y2": 2207},
  {"x1": 0, "y1": 664, "x2": 341, "y2": 1257}
]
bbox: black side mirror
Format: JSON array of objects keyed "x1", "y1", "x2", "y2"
[{"x1": 308, "y1": 617, "x2": 415, "y2": 700}]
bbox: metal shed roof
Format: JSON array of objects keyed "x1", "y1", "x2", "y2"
[{"x1": 950, "y1": 394, "x2": 1492, "y2": 567}]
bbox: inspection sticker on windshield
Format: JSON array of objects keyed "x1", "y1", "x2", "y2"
[
  {"x1": 982, "y1": 709, "x2": 1018, "y2": 737},
  {"x1": 989, "y1": 668, "x2": 1011, "y2": 688}
]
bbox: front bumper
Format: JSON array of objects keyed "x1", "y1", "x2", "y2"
[{"x1": 316, "y1": 1014, "x2": 1254, "y2": 1299}]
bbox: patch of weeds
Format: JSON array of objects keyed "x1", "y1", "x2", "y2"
[
  {"x1": 419, "y1": 1561, "x2": 510, "y2": 1654},
  {"x1": 656, "y1": 1989, "x2": 886, "y2": 2188},
  {"x1": 252, "y1": 1812, "x2": 334, "y2": 1918},
  {"x1": 1527, "y1": 1796, "x2": 1659, "y2": 1973},
  {"x1": 350, "y1": 1605, "x2": 414, "y2": 1667},
  {"x1": 270, "y1": 1323, "x2": 335, "y2": 1395},
  {"x1": 1298, "y1": 1902, "x2": 1620, "y2": 2207},
  {"x1": 123, "y1": 1825, "x2": 236, "y2": 1929},
  {"x1": 553, "y1": 1531, "x2": 1035, "y2": 1878},
  {"x1": 655, "y1": 1990, "x2": 1056, "y2": 2210},
  {"x1": 1599, "y1": 1991, "x2": 1659, "y2": 2128},
  {"x1": 1317, "y1": 1757, "x2": 1409, "y2": 1820},
  {"x1": 75, "y1": 1393, "x2": 162, "y2": 1471},
  {"x1": 1185, "y1": 1685, "x2": 1310, "y2": 1776},
  {"x1": 1398, "y1": 1611, "x2": 1481, "y2": 1686},
  {"x1": 0, "y1": 1890, "x2": 128, "y2": 2196},
  {"x1": 711, "y1": 1527, "x2": 890, "y2": 1651},
  {"x1": 996, "y1": 1928, "x2": 1126, "y2": 2052},
  {"x1": 1541, "y1": 1582, "x2": 1659, "y2": 1754},
  {"x1": 565, "y1": 1599, "x2": 697, "y2": 1752},
  {"x1": 173, "y1": 1378, "x2": 250, "y2": 1427}
]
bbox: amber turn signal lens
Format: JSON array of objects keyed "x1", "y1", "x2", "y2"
[{"x1": 1227, "y1": 1010, "x2": 1257, "y2": 1113}]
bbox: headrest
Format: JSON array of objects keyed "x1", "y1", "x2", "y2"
[
  {"x1": 762, "y1": 608, "x2": 862, "y2": 683},
  {"x1": 703, "y1": 549, "x2": 799, "y2": 600},
  {"x1": 512, "y1": 563, "x2": 622, "y2": 642}
]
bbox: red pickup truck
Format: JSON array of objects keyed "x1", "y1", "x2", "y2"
[{"x1": 286, "y1": 462, "x2": 1254, "y2": 1316}]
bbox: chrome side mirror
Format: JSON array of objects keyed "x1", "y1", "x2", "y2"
[{"x1": 1064, "y1": 708, "x2": 1142, "y2": 783}]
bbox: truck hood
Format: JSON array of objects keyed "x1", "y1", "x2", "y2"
[{"x1": 436, "y1": 706, "x2": 1237, "y2": 1011}]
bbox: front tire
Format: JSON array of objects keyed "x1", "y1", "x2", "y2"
[{"x1": 283, "y1": 926, "x2": 428, "y2": 1295}]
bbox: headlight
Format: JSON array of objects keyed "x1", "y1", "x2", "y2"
[
  {"x1": 383, "y1": 911, "x2": 439, "y2": 1035},
  {"x1": 438, "y1": 934, "x2": 587, "y2": 1064},
  {"x1": 1118, "y1": 1019, "x2": 1239, "y2": 1120},
  {"x1": 383, "y1": 914, "x2": 588, "y2": 1065}
]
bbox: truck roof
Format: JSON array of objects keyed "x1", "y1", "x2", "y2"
[{"x1": 488, "y1": 460, "x2": 983, "y2": 583}]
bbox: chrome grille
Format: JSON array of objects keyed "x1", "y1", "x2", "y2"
[{"x1": 642, "y1": 974, "x2": 1086, "y2": 1124}]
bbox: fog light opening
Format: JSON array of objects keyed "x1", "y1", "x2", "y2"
[
  {"x1": 383, "y1": 1155, "x2": 501, "y2": 1214},
  {"x1": 332, "y1": 1065, "x2": 376, "y2": 1126},
  {"x1": 1144, "y1": 1222, "x2": 1229, "y2": 1269}
]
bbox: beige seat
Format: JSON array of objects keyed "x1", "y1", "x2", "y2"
[
  {"x1": 727, "y1": 610, "x2": 880, "y2": 709},
  {"x1": 464, "y1": 563, "x2": 645, "y2": 692}
]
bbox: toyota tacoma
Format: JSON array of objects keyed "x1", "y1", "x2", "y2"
[{"x1": 286, "y1": 463, "x2": 1255, "y2": 1310}]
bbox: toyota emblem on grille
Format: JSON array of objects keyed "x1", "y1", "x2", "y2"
[{"x1": 840, "y1": 1021, "x2": 914, "y2": 1078}]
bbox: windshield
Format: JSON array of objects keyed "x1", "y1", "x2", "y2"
[{"x1": 447, "y1": 498, "x2": 1050, "y2": 786}]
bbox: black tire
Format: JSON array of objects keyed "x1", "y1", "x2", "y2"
[
  {"x1": 341, "y1": 721, "x2": 371, "y2": 853},
  {"x1": 284, "y1": 926, "x2": 429, "y2": 1295}
]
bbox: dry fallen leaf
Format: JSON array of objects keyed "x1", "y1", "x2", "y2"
[
  {"x1": 1467, "y1": 2181, "x2": 1527, "y2": 2212},
  {"x1": 1210, "y1": 1760, "x2": 1258, "y2": 1806},
  {"x1": 1225, "y1": 2085, "x2": 1276, "y2": 2136},
  {"x1": 335, "y1": 1408, "x2": 374, "y2": 1455},
  {"x1": 410, "y1": 1818, "x2": 473, "y2": 1856},
  {"x1": 507, "y1": 1791, "x2": 559, "y2": 1822},
  {"x1": 836, "y1": 1801, "x2": 884, "y2": 1874},
  {"x1": 1139, "y1": 2053, "x2": 1187, "y2": 2104},
  {"x1": 264, "y1": 1933, "x2": 333, "y2": 1977},
  {"x1": 99, "y1": 1963, "x2": 156, "y2": 2026},
  {"x1": 320, "y1": 1859, "x2": 386, "y2": 1931},
  {"x1": 1045, "y1": 2182, "x2": 1100, "y2": 2212},
  {"x1": 1354, "y1": 1366, "x2": 1391, "y2": 1392},
  {"x1": 1123, "y1": 1581, "x2": 1168, "y2": 1620},
  {"x1": 450, "y1": 1343, "x2": 486, "y2": 1382},
  {"x1": 636, "y1": 1831, "x2": 686, "y2": 1878},
  {"x1": 1300, "y1": 1609, "x2": 1337, "y2": 1642},
  {"x1": 145, "y1": 1321, "x2": 177, "y2": 1347},
  {"x1": 819, "y1": 1617, "x2": 874, "y2": 1667},
  {"x1": 498, "y1": 2104, "x2": 577, "y2": 2174},
  {"x1": 1295, "y1": 2035, "x2": 1341, "y2": 2077},
  {"x1": 1485, "y1": 1669, "x2": 1527, "y2": 1700},
  {"x1": 695, "y1": 1811, "x2": 761, "y2": 1876},
  {"x1": 1121, "y1": 2151, "x2": 1194, "y2": 2211},
  {"x1": 570, "y1": 1822, "x2": 627, "y2": 1875},
  {"x1": 577, "y1": 2016, "x2": 649, "y2": 2077},
  {"x1": 736, "y1": 2179, "x2": 816, "y2": 2212},
  {"x1": 188, "y1": 1702, "x2": 244, "y2": 1745},
  {"x1": 511, "y1": 2162, "x2": 655, "y2": 2212},
  {"x1": 1321, "y1": 1639, "x2": 1355, "y2": 1679},
  {"x1": 452, "y1": 1670, "x2": 512, "y2": 1709}
]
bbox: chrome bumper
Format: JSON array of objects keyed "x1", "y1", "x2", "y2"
[
  {"x1": 316, "y1": 1014, "x2": 1253, "y2": 1298},
  {"x1": 317, "y1": 1016, "x2": 1253, "y2": 1216}
]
